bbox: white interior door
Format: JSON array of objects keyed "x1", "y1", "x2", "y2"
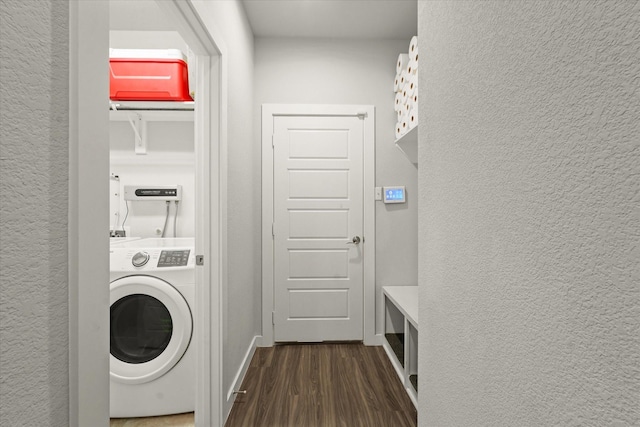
[{"x1": 273, "y1": 114, "x2": 364, "y2": 342}]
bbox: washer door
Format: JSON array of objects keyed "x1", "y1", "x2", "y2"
[{"x1": 110, "y1": 275, "x2": 192, "y2": 385}]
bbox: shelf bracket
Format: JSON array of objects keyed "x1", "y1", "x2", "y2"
[{"x1": 127, "y1": 113, "x2": 147, "y2": 155}]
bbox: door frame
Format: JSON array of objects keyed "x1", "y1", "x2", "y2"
[
  {"x1": 68, "y1": 1, "x2": 226, "y2": 425},
  {"x1": 260, "y1": 104, "x2": 376, "y2": 346}
]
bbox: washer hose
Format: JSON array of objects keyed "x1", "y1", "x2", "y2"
[
  {"x1": 173, "y1": 200, "x2": 180, "y2": 237},
  {"x1": 161, "y1": 201, "x2": 170, "y2": 237}
]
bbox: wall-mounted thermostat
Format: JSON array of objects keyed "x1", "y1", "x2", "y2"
[{"x1": 383, "y1": 186, "x2": 406, "y2": 203}]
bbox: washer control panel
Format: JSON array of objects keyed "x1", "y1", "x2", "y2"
[
  {"x1": 110, "y1": 241, "x2": 195, "y2": 272},
  {"x1": 158, "y1": 250, "x2": 191, "y2": 267}
]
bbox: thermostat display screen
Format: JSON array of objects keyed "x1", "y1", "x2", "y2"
[{"x1": 383, "y1": 186, "x2": 406, "y2": 203}]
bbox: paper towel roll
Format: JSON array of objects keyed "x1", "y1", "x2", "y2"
[
  {"x1": 409, "y1": 106, "x2": 418, "y2": 130},
  {"x1": 407, "y1": 59, "x2": 418, "y2": 76},
  {"x1": 396, "y1": 53, "x2": 410, "y2": 75},
  {"x1": 406, "y1": 74, "x2": 417, "y2": 97},
  {"x1": 403, "y1": 101, "x2": 412, "y2": 116},
  {"x1": 394, "y1": 92, "x2": 404, "y2": 112},
  {"x1": 395, "y1": 121, "x2": 405, "y2": 140},
  {"x1": 401, "y1": 115, "x2": 410, "y2": 135},
  {"x1": 397, "y1": 109, "x2": 404, "y2": 122},
  {"x1": 404, "y1": 83, "x2": 414, "y2": 99},
  {"x1": 410, "y1": 93, "x2": 418, "y2": 106},
  {"x1": 409, "y1": 36, "x2": 418, "y2": 62},
  {"x1": 406, "y1": 95, "x2": 416, "y2": 111},
  {"x1": 401, "y1": 86, "x2": 409, "y2": 106},
  {"x1": 399, "y1": 70, "x2": 410, "y2": 87},
  {"x1": 394, "y1": 73, "x2": 402, "y2": 93}
]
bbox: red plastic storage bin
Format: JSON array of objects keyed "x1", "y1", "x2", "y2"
[{"x1": 109, "y1": 49, "x2": 193, "y2": 102}]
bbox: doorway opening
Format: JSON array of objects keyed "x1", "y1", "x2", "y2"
[{"x1": 69, "y1": 1, "x2": 226, "y2": 425}]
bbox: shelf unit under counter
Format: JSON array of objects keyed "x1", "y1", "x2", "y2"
[{"x1": 382, "y1": 285, "x2": 418, "y2": 407}]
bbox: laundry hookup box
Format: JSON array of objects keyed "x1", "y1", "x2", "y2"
[{"x1": 109, "y1": 48, "x2": 193, "y2": 101}]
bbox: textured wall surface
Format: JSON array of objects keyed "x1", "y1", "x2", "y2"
[
  {"x1": 418, "y1": 1, "x2": 639, "y2": 426},
  {"x1": 0, "y1": 0, "x2": 70, "y2": 425},
  {"x1": 254, "y1": 37, "x2": 419, "y2": 333}
]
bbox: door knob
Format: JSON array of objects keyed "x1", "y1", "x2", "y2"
[{"x1": 346, "y1": 236, "x2": 361, "y2": 245}]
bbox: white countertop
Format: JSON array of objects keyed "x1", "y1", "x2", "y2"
[{"x1": 383, "y1": 285, "x2": 418, "y2": 328}]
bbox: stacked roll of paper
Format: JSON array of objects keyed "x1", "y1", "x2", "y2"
[{"x1": 394, "y1": 36, "x2": 419, "y2": 139}]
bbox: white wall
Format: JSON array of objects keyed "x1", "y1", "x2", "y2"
[
  {"x1": 1, "y1": 1, "x2": 256, "y2": 425},
  {"x1": 254, "y1": 37, "x2": 419, "y2": 334},
  {"x1": 418, "y1": 1, "x2": 640, "y2": 426},
  {"x1": 110, "y1": 119, "x2": 195, "y2": 238},
  {"x1": 0, "y1": 1, "x2": 70, "y2": 425},
  {"x1": 110, "y1": 30, "x2": 188, "y2": 51},
  {"x1": 191, "y1": 0, "x2": 259, "y2": 418}
]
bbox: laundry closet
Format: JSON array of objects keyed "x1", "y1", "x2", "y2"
[{"x1": 107, "y1": 1, "x2": 199, "y2": 421}]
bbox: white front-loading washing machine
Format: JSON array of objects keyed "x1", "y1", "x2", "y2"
[
  {"x1": 109, "y1": 236, "x2": 142, "y2": 246},
  {"x1": 109, "y1": 237, "x2": 195, "y2": 418}
]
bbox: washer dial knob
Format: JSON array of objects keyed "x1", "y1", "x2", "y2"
[{"x1": 132, "y1": 251, "x2": 150, "y2": 267}]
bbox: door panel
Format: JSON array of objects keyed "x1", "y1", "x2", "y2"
[
  {"x1": 273, "y1": 114, "x2": 363, "y2": 342},
  {"x1": 288, "y1": 210, "x2": 349, "y2": 239},
  {"x1": 288, "y1": 289, "x2": 350, "y2": 318},
  {"x1": 289, "y1": 130, "x2": 350, "y2": 159},
  {"x1": 288, "y1": 249, "x2": 349, "y2": 278},
  {"x1": 288, "y1": 170, "x2": 349, "y2": 199}
]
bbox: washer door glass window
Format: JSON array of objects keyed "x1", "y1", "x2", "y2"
[
  {"x1": 110, "y1": 276, "x2": 192, "y2": 385},
  {"x1": 111, "y1": 294, "x2": 173, "y2": 364}
]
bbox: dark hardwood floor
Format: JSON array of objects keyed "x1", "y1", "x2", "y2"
[{"x1": 225, "y1": 343, "x2": 417, "y2": 427}]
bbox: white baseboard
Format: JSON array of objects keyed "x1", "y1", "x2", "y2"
[
  {"x1": 366, "y1": 333, "x2": 384, "y2": 346},
  {"x1": 224, "y1": 335, "x2": 259, "y2": 419},
  {"x1": 255, "y1": 334, "x2": 270, "y2": 348}
]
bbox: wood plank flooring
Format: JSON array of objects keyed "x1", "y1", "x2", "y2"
[{"x1": 225, "y1": 343, "x2": 417, "y2": 427}]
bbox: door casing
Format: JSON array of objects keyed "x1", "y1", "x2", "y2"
[
  {"x1": 260, "y1": 104, "x2": 376, "y2": 347},
  {"x1": 68, "y1": 1, "x2": 227, "y2": 425}
]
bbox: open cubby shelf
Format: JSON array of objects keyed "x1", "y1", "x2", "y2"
[
  {"x1": 382, "y1": 285, "x2": 418, "y2": 407},
  {"x1": 384, "y1": 333, "x2": 405, "y2": 368},
  {"x1": 409, "y1": 374, "x2": 418, "y2": 392}
]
